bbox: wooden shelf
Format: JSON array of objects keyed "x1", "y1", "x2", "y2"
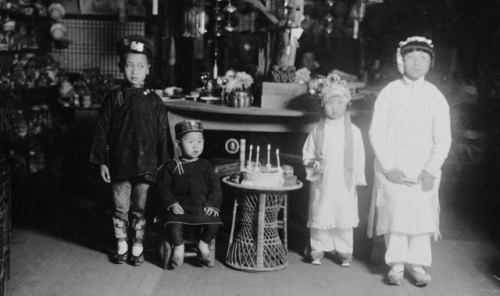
[
  {"x1": 0, "y1": 8, "x2": 50, "y2": 22},
  {"x1": 0, "y1": 48, "x2": 41, "y2": 55}
]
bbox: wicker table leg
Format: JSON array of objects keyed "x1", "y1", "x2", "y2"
[{"x1": 225, "y1": 190, "x2": 287, "y2": 272}]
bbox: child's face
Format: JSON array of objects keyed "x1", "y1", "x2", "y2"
[
  {"x1": 300, "y1": 52, "x2": 316, "y2": 70},
  {"x1": 403, "y1": 50, "x2": 431, "y2": 81},
  {"x1": 323, "y1": 100, "x2": 347, "y2": 120},
  {"x1": 121, "y1": 53, "x2": 150, "y2": 87},
  {"x1": 178, "y1": 131, "x2": 204, "y2": 159}
]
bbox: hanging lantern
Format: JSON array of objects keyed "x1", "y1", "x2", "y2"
[
  {"x1": 350, "y1": 0, "x2": 366, "y2": 39},
  {"x1": 183, "y1": 0, "x2": 207, "y2": 38}
]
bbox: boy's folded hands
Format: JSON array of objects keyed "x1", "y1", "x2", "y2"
[
  {"x1": 170, "y1": 203, "x2": 185, "y2": 215},
  {"x1": 204, "y1": 207, "x2": 219, "y2": 217},
  {"x1": 169, "y1": 204, "x2": 219, "y2": 216}
]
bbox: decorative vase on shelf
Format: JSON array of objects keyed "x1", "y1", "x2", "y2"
[{"x1": 226, "y1": 90, "x2": 253, "y2": 108}]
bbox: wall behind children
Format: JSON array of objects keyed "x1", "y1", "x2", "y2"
[{"x1": 49, "y1": 0, "x2": 146, "y2": 79}]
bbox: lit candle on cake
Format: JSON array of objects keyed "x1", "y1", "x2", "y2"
[
  {"x1": 239, "y1": 139, "x2": 246, "y2": 172},
  {"x1": 247, "y1": 145, "x2": 253, "y2": 169},
  {"x1": 255, "y1": 146, "x2": 260, "y2": 171},
  {"x1": 276, "y1": 148, "x2": 280, "y2": 169},
  {"x1": 267, "y1": 144, "x2": 271, "y2": 169}
]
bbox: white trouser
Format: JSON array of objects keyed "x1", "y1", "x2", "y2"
[
  {"x1": 384, "y1": 233, "x2": 432, "y2": 267},
  {"x1": 310, "y1": 228, "x2": 353, "y2": 254}
]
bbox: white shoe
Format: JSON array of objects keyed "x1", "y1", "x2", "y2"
[
  {"x1": 386, "y1": 264, "x2": 404, "y2": 286},
  {"x1": 340, "y1": 261, "x2": 350, "y2": 267},
  {"x1": 407, "y1": 265, "x2": 432, "y2": 287},
  {"x1": 198, "y1": 241, "x2": 211, "y2": 264},
  {"x1": 172, "y1": 244, "x2": 184, "y2": 267},
  {"x1": 310, "y1": 251, "x2": 324, "y2": 265}
]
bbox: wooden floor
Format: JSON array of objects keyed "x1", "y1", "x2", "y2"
[
  {"x1": 6, "y1": 111, "x2": 500, "y2": 295},
  {"x1": 7, "y1": 160, "x2": 500, "y2": 295},
  {"x1": 6, "y1": 225, "x2": 500, "y2": 296},
  {"x1": 6, "y1": 181, "x2": 500, "y2": 296}
]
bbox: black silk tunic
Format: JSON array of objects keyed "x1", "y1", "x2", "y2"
[
  {"x1": 156, "y1": 158, "x2": 222, "y2": 225},
  {"x1": 89, "y1": 85, "x2": 170, "y2": 182}
]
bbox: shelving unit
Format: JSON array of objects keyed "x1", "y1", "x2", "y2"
[{"x1": 0, "y1": 153, "x2": 11, "y2": 296}]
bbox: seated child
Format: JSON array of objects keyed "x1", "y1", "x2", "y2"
[{"x1": 156, "y1": 120, "x2": 222, "y2": 267}]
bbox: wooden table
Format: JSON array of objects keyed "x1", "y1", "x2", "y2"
[
  {"x1": 222, "y1": 177, "x2": 303, "y2": 272},
  {"x1": 164, "y1": 100, "x2": 319, "y2": 140}
]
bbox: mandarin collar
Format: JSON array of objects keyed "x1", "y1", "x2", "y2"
[
  {"x1": 325, "y1": 116, "x2": 345, "y2": 126},
  {"x1": 401, "y1": 76, "x2": 425, "y2": 89},
  {"x1": 122, "y1": 82, "x2": 145, "y2": 90}
]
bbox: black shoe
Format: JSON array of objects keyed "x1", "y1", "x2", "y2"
[
  {"x1": 130, "y1": 252, "x2": 144, "y2": 266},
  {"x1": 114, "y1": 252, "x2": 128, "y2": 264}
]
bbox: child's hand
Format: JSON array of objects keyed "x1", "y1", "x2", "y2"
[
  {"x1": 385, "y1": 168, "x2": 406, "y2": 185},
  {"x1": 100, "y1": 164, "x2": 111, "y2": 183},
  {"x1": 418, "y1": 171, "x2": 435, "y2": 192},
  {"x1": 171, "y1": 203, "x2": 185, "y2": 215},
  {"x1": 204, "y1": 207, "x2": 219, "y2": 217},
  {"x1": 312, "y1": 160, "x2": 323, "y2": 174}
]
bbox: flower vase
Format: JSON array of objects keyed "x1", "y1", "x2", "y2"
[{"x1": 226, "y1": 90, "x2": 253, "y2": 108}]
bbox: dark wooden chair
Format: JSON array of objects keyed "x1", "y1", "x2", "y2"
[{"x1": 158, "y1": 225, "x2": 216, "y2": 270}]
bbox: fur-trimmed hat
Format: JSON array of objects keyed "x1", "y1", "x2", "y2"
[
  {"x1": 116, "y1": 35, "x2": 155, "y2": 59},
  {"x1": 396, "y1": 36, "x2": 434, "y2": 74},
  {"x1": 175, "y1": 120, "x2": 203, "y2": 139}
]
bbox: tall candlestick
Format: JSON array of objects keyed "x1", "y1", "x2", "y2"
[
  {"x1": 247, "y1": 145, "x2": 253, "y2": 169},
  {"x1": 267, "y1": 144, "x2": 271, "y2": 168},
  {"x1": 152, "y1": 0, "x2": 158, "y2": 15},
  {"x1": 255, "y1": 146, "x2": 260, "y2": 171},
  {"x1": 239, "y1": 139, "x2": 246, "y2": 172},
  {"x1": 276, "y1": 149, "x2": 280, "y2": 168}
]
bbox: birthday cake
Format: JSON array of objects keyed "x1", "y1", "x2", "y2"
[{"x1": 242, "y1": 167, "x2": 284, "y2": 187}]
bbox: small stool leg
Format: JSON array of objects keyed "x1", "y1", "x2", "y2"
[
  {"x1": 164, "y1": 239, "x2": 172, "y2": 269},
  {"x1": 208, "y1": 238, "x2": 216, "y2": 267}
]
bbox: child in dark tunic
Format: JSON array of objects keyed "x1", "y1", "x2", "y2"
[
  {"x1": 89, "y1": 35, "x2": 170, "y2": 266},
  {"x1": 156, "y1": 120, "x2": 222, "y2": 267}
]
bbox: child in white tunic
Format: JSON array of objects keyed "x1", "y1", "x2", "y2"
[
  {"x1": 303, "y1": 74, "x2": 366, "y2": 267},
  {"x1": 368, "y1": 36, "x2": 451, "y2": 286}
]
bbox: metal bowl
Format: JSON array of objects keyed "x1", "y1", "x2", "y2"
[{"x1": 226, "y1": 91, "x2": 253, "y2": 108}]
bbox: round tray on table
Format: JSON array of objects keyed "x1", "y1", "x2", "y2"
[{"x1": 222, "y1": 177, "x2": 303, "y2": 192}]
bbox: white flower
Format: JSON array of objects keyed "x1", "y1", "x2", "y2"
[
  {"x1": 294, "y1": 67, "x2": 311, "y2": 84},
  {"x1": 398, "y1": 36, "x2": 434, "y2": 48},
  {"x1": 319, "y1": 73, "x2": 351, "y2": 106},
  {"x1": 225, "y1": 71, "x2": 254, "y2": 92},
  {"x1": 396, "y1": 48, "x2": 404, "y2": 75}
]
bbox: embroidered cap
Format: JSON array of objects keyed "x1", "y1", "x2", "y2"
[
  {"x1": 175, "y1": 120, "x2": 204, "y2": 138},
  {"x1": 116, "y1": 35, "x2": 155, "y2": 58},
  {"x1": 320, "y1": 73, "x2": 351, "y2": 107},
  {"x1": 396, "y1": 36, "x2": 435, "y2": 74}
]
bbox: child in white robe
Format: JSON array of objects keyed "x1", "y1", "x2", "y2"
[
  {"x1": 302, "y1": 73, "x2": 366, "y2": 267},
  {"x1": 368, "y1": 36, "x2": 451, "y2": 287}
]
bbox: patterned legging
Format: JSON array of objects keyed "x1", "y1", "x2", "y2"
[{"x1": 111, "y1": 180, "x2": 150, "y2": 245}]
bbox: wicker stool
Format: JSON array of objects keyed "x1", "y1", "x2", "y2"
[{"x1": 223, "y1": 178, "x2": 302, "y2": 272}]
